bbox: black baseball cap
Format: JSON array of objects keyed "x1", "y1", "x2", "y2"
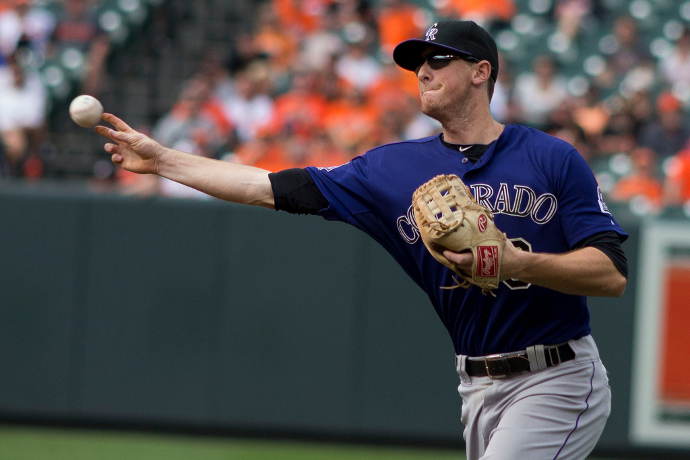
[{"x1": 393, "y1": 20, "x2": 499, "y2": 82}]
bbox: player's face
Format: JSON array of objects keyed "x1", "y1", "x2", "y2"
[{"x1": 415, "y1": 47, "x2": 478, "y2": 122}]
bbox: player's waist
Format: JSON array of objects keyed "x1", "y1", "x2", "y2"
[{"x1": 459, "y1": 342, "x2": 575, "y2": 379}]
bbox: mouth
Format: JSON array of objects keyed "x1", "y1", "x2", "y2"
[{"x1": 421, "y1": 87, "x2": 440, "y2": 97}]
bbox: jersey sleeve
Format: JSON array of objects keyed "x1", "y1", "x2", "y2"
[
  {"x1": 555, "y1": 149, "x2": 628, "y2": 247},
  {"x1": 304, "y1": 156, "x2": 378, "y2": 230}
]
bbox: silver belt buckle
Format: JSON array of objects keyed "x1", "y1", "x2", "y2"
[{"x1": 484, "y1": 354, "x2": 508, "y2": 379}]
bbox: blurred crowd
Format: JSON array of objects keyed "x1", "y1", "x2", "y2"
[
  {"x1": 1, "y1": 0, "x2": 690, "y2": 214},
  {"x1": 0, "y1": 0, "x2": 109, "y2": 177}
]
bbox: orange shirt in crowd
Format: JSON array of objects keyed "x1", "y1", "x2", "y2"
[
  {"x1": 441, "y1": 0, "x2": 516, "y2": 22},
  {"x1": 366, "y1": 64, "x2": 419, "y2": 113},
  {"x1": 273, "y1": 0, "x2": 332, "y2": 36},
  {"x1": 321, "y1": 90, "x2": 378, "y2": 151},
  {"x1": 252, "y1": 26, "x2": 299, "y2": 71},
  {"x1": 611, "y1": 174, "x2": 663, "y2": 206},
  {"x1": 235, "y1": 136, "x2": 286, "y2": 172},
  {"x1": 665, "y1": 149, "x2": 690, "y2": 205},
  {"x1": 611, "y1": 147, "x2": 664, "y2": 206},
  {"x1": 269, "y1": 90, "x2": 328, "y2": 138},
  {"x1": 377, "y1": 2, "x2": 425, "y2": 55}
]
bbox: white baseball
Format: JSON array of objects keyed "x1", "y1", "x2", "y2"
[{"x1": 69, "y1": 95, "x2": 104, "y2": 128}]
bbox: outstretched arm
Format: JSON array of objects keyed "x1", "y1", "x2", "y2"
[
  {"x1": 95, "y1": 113, "x2": 275, "y2": 208},
  {"x1": 444, "y1": 241, "x2": 627, "y2": 297}
]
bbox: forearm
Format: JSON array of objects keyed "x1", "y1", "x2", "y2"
[
  {"x1": 157, "y1": 148, "x2": 275, "y2": 208},
  {"x1": 508, "y1": 246, "x2": 626, "y2": 297},
  {"x1": 98, "y1": 113, "x2": 276, "y2": 208}
]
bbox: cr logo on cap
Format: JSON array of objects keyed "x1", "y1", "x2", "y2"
[{"x1": 425, "y1": 23, "x2": 438, "y2": 41}]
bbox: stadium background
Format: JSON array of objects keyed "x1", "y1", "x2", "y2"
[{"x1": 1, "y1": 0, "x2": 690, "y2": 459}]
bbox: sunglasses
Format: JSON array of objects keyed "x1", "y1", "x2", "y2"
[{"x1": 414, "y1": 54, "x2": 480, "y2": 75}]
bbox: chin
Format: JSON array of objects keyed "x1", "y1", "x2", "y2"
[{"x1": 421, "y1": 103, "x2": 443, "y2": 122}]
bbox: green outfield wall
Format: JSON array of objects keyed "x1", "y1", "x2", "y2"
[{"x1": 0, "y1": 182, "x2": 686, "y2": 457}]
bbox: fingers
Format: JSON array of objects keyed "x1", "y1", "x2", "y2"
[
  {"x1": 104, "y1": 143, "x2": 123, "y2": 164},
  {"x1": 101, "y1": 113, "x2": 134, "y2": 133},
  {"x1": 443, "y1": 250, "x2": 473, "y2": 266},
  {"x1": 95, "y1": 125, "x2": 113, "y2": 140},
  {"x1": 95, "y1": 125, "x2": 135, "y2": 144},
  {"x1": 96, "y1": 114, "x2": 135, "y2": 167},
  {"x1": 95, "y1": 113, "x2": 135, "y2": 142}
]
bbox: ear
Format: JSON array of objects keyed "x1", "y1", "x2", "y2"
[{"x1": 471, "y1": 61, "x2": 492, "y2": 86}]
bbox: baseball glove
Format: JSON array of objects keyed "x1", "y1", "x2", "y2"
[{"x1": 412, "y1": 174, "x2": 506, "y2": 296}]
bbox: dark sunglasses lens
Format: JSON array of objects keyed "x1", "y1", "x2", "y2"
[
  {"x1": 427, "y1": 56, "x2": 454, "y2": 70},
  {"x1": 415, "y1": 55, "x2": 455, "y2": 74}
]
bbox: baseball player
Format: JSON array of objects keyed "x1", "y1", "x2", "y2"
[{"x1": 97, "y1": 20, "x2": 628, "y2": 460}]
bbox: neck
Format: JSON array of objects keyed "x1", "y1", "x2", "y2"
[{"x1": 441, "y1": 105, "x2": 504, "y2": 145}]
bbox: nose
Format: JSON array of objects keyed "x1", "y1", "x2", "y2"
[{"x1": 416, "y1": 62, "x2": 432, "y2": 81}]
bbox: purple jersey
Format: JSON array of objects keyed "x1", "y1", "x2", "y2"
[{"x1": 306, "y1": 124, "x2": 627, "y2": 356}]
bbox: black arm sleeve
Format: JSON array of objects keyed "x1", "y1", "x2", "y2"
[
  {"x1": 268, "y1": 168, "x2": 329, "y2": 215},
  {"x1": 572, "y1": 231, "x2": 628, "y2": 279}
]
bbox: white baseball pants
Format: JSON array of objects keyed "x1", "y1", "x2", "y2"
[{"x1": 455, "y1": 335, "x2": 611, "y2": 460}]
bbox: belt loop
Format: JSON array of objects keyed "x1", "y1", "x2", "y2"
[
  {"x1": 456, "y1": 355, "x2": 471, "y2": 385},
  {"x1": 526, "y1": 344, "x2": 548, "y2": 371},
  {"x1": 547, "y1": 345, "x2": 562, "y2": 366}
]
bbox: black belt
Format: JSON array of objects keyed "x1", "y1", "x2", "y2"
[{"x1": 465, "y1": 343, "x2": 575, "y2": 379}]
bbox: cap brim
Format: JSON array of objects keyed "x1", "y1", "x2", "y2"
[{"x1": 392, "y1": 39, "x2": 474, "y2": 71}]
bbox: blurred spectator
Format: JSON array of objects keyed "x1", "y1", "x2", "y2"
[
  {"x1": 552, "y1": 0, "x2": 609, "y2": 41},
  {"x1": 197, "y1": 50, "x2": 236, "y2": 105},
  {"x1": 572, "y1": 85, "x2": 610, "y2": 147},
  {"x1": 337, "y1": 0, "x2": 378, "y2": 50},
  {"x1": 259, "y1": 131, "x2": 349, "y2": 170},
  {"x1": 253, "y1": 2, "x2": 299, "y2": 77},
  {"x1": 335, "y1": 33, "x2": 381, "y2": 91},
  {"x1": 610, "y1": 146, "x2": 663, "y2": 208},
  {"x1": 152, "y1": 77, "x2": 231, "y2": 159},
  {"x1": 658, "y1": 28, "x2": 690, "y2": 88},
  {"x1": 0, "y1": 0, "x2": 55, "y2": 61},
  {"x1": 299, "y1": 3, "x2": 345, "y2": 71},
  {"x1": 365, "y1": 61, "x2": 418, "y2": 113},
  {"x1": 300, "y1": 132, "x2": 349, "y2": 167},
  {"x1": 663, "y1": 145, "x2": 690, "y2": 207},
  {"x1": 273, "y1": 0, "x2": 330, "y2": 39},
  {"x1": 638, "y1": 91, "x2": 690, "y2": 162},
  {"x1": 596, "y1": 102, "x2": 638, "y2": 156},
  {"x1": 49, "y1": 0, "x2": 110, "y2": 96},
  {"x1": 545, "y1": 99, "x2": 591, "y2": 159},
  {"x1": 322, "y1": 84, "x2": 377, "y2": 157},
  {"x1": 0, "y1": 52, "x2": 48, "y2": 178},
  {"x1": 554, "y1": 0, "x2": 589, "y2": 39},
  {"x1": 376, "y1": 0, "x2": 425, "y2": 57},
  {"x1": 595, "y1": 15, "x2": 653, "y2": 92},
  {"x1": 221, "y1": 60, "x2": 275, "y2": 143},
  {"x1": 268, "y1": 69, "x2": 327, "y2": 139},
  {"x1": 513, "y1": 54, "x2": 568, "y2": 129},
  {"x1": 490, "y1": 52, "x2": 518, "y2": 124},
  {"x1": 235, "y1": 133, "x2": 292, "y2": 172},
  {"x1": 436, "y1": 0, "x2": 516, "y2": 27}
]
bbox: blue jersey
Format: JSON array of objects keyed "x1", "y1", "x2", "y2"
[{"x1": 306, "y1": 124, "x2": 627, "y2": 356}]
